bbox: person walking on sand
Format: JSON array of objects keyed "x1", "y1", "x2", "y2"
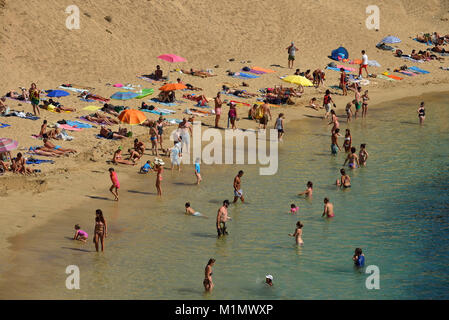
[
  {"x1": 154, "y1": 158, "x2": 164, "y2": 196},
  {"x1": 286, "y1": 42, "x2": 298, "y2": 69},
  {"x1": 298, "y1": 181, "x2": 313, "y2": 198},
  {"x1": 204, "y1": 258, "x2": 215, "y2": 292},
  {"x1": 340, "y1": 68, "x2": 348, "y2": 96},
  {"x1": 228, "y1": 102, "x2": 237, "y2": 130},
  {"x1": 331, "y1": 128, "x2": 341, "y2": 155},
  {"x1": 214, "y1": 92, "x2": 223, "y2": 128},
  {"x1": 29, "y1": 83, "x2": 41, "y2": 116},
  {"x1": 108, "y1": 168, "x2": 120, "y2": 201},
  {"x1": 322, "y1": 197, "x2": 335, "y2": 218},
  {"x1": 233, "y1": 170, "x2": 245, "y2": 203},
  {"x1": 418, "y1": 102, "x2": 426, "y2": 125},
  {"x1": 323, "y1": 90, "x2": 335, "y2": 120},
  {"x1": 358, "y1": 50, "x2": 369, "y2": 78},
  {"x1": 216, "y1": 200, "x2": 231, "y2": 236},
  {"x1": 275, "y1": 113, "x2": 285, "y2": 141},
  {"x1": 289, "y1": 221, "x2": 304, "y2": 245}
]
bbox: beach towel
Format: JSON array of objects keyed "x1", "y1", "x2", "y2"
[
  {"x1": 368, "y1": 60, "x2": 381, "y2": 67},
  {"x1": 166, "y1": 118, "x2": 182, "y2": 124},
  {"x1": 149, "y1": 98, "x2": 177, "y2": 107},
  {"x1": 26, "y1": 158, "x2": 55, "y2": 165},
  {"x1": 337, "y1": 65, "x2": 356, "y2": 72},
  {"x1": 5, "y1": 97, "x2": 31, "y2": 104},
  {"x1": 65, "y1": 120, "x2": 93, "y2": 129},
  {"x1": 8, "y1": 112, "x2": 39, "y2": 120},
  {"x1": 58, "y1": 86, "x2": 87, "y2": 93},
  {"x1": 376, "y1": 74, "x2": 396, "y2": 81},
  {"x1": 251, "y1": 67, "x2": 275, "y2": 73},
  {"x1": 409, "y1": 66, "x2": 430, "y2": 74},
  {"x1": 230, "y1": 100, "x2": 251, "y2": 107},
  {"x1": 397, "y1": 71, "x2": 417, "y2": 76},
  {"x1": 58, "y1": 124, "x2": 83, "y2": 131},
  {"x1": 0, "y1": 123, "x2": 11, "y2": 128},
  {"x1": 401, "y1": 56, "x2": 424, "y2": 63},
  {"x1": 413, "y1": 38, "x2": 433, "y2": 46},
  {"x1": 382, "y1": 72, "x2": 403, "y2": 80},
  {"x1": 82, "y1": 105, "x2": 102, "y2": 111},
  {"x1": 142, "y1": 109, "x2": 171, "y2": 116},
  {"x1": 247, "y1": 69, "x2": 267, "y2": 75},
  {"x1": 349, "y1": 59, "x2": 363, "y2": 65},
  {"x1": 232, "y1": 72, "x2": 260, "y2": 79},
  {"x1": 326, "y1": 66, "x2": 355, "y2": 74}
]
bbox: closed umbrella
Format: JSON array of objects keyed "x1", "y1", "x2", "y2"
[
  {"x1": 282, "y1": 75, "x2": 313, "y2": 87},
  {"x1": 380, "y1": 36, "x2": 401, "y2": 44},
  {"x1": 0, "y1": 138, "x2": 18, "y2": 153},
  {"x1": 157, "y1": 54, "x2": 186, "y2": 63},
  {"x1": 110, "y1": 91, "x2": 139, "y2": 100},
  {"x1": 46, "y1": 90, "x2": 70, "y2": 98}
]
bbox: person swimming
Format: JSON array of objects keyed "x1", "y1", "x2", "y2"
[
  {"x1": 185, "y1": 202, "x2": 202, "y2": 216},
  {"x1": 290, "y1": 203, "x2": 299, "y2": 213}
]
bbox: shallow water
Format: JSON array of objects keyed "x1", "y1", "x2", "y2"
[{"x1": 1, "y1": 91, "x2": 448, "y2": 299}]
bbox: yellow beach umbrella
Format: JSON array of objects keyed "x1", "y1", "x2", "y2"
[{"x1": 282, "y1": 75, "x2": 313, "y2": 87}]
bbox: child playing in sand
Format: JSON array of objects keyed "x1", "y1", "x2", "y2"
[
  {"x1": 309, "y1": 97, "x2": 318, "y2": 110},
  {"x1": 109, "y1": 168, "x2": 120, "y2": 201},
  {"x1": 288, "y1": 221, "x2": 304, "y2": 245},
  {"x1": 140, "y1": 160, "x2": 153, "y2": 173},
  {"x1": 195, "y1": 158, "x2": 202, "y2": 185},
  {"x1": 290, "y1": 204, "x2": 299, "y2": 213},
  {"x1": 73, "y1": 224, "x2": 88, "y2": 242}
]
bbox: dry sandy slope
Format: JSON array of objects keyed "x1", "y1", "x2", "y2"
[{"x1": 0, "y1": 0, "x2": 448, "y2": 261}]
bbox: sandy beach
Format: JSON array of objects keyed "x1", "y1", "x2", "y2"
[{"x1": 1, "y1": 0, "x2": 449, "y2": 298}]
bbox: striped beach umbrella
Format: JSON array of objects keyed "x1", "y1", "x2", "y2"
[{"x1": 0, "y1": 138, "x2": 18, "y2": 153}]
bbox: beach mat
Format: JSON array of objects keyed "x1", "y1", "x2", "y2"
[
  {"x1": 65, "y1": 120, "x2": 94, "y2": 128},
  {"x1": 376, "y1": 74, "x2": 396, "y2": 81},
  {"x1": 59, "y1": 124, "x2": 83, "y2": 131},
  {"x1": 0, "y1": 123, "x2": 11, "y2": 128},
  {"x1": 409, "y1": 66, "x2": 430, "y2": 74},
  {"x1": 413, "y1": 38, "x2": 433, "y2": 46},
  {"x1": 149, "y1": 98, "x2": 177, "y2": 107},
  {"x1": 82, "y1": 105, "x2": 102, "y2": 111},
  {"x1": 26, "y1": 158, "x2": 55, "y2": 165},
  {"x1": 251, "y1": 67, "x2": 275, "y2": 73},
  {"x1": 135, "y1": 88, "x2": 154, "y2": 99},
  {"x1": 141, "y1": 109, "x2": 172, "y2": 116},
  {"x1": 382, "y1": 72, "x2": 403, "y2": 80},
  {"x1": 232, "y1": 72, "x2": 260, "y2": 79}
]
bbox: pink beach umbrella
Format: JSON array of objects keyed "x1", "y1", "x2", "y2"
[
  {"x1": 157, "y1": 54, "x2": 186, "y2": 63},
  {"x1": 0, "y1": 138, "x2": 18, "y2": 153}
]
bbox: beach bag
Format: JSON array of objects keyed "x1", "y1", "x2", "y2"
[
  {"x1": 242, "y1": 66, "x2": 251, "y2": 71},
  {"x1": 328, "y1": 62, "x2": 337, "y2": 68},
  {"x1": 255, "y1": 106, "x2": 264, "y2": 119}
]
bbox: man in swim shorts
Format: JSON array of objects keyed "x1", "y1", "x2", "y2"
[
  {"x1": 286, "y1": 42, "x2": 298, "y2": 69},
  {"x1": 185, "y1": 202, "x2": 201, "y2": 216},
  {"x1": 331, "y1": 128, "x2": 341, "y2": 155},
  {"x1": 216, "y1": 200, "x2": 231, "y2": 236},
  {"x1": 233, "y1": 170, "x2": 245, "y2": 203},
  {"x1": 354, "y1": 87, "x2": 362, "y2": 118},
  {"x1": 322, "y1": 197, "x2": 335, "y2": 218}
]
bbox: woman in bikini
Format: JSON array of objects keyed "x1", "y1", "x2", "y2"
[
  {"x1": 417, "y1": 101, "x2": 425, "y2": 125},
  {"x1": 359, "y1": 144, "x2": 369, "y2": 167},
  {"x1": 345, "y1": 102, "x2": 353, "y2": 123},
  {"x1": 203, "y1": 258, "x2": 215, "y2": 292},
  {"x1": 94, "y1": 209, "x2": 107, "y2": 252},
  {"x1": 149, "y1": 123, "x2": 159, "y2": 156},
  {"x1": 362, "y1": 90, "x2": 369, "y2": 118},
  {"x1": 156, "y1": 117, "x2": 167, "y2": 153},
  {"x1": 343, "y1": 129, "x2": 352, "y2": 153},
  {"x1": 336, "y1": 168, "x2": 351, "y2": 188},
  {"x1": 154, "y1": 159, "x2": 164, "y2": 197}
]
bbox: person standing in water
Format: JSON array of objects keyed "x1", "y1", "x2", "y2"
[
  {"x1": 343, "y1": 129, "x2": 352, "y2": 153},
  {"x1": 353, "y1": 248, "x2": 365, "y2": 267},
  {"x1": 354, "y1": 87, "x2": 362, "y2": 119},
  {"x1": 331, "y1": 128, "x2": 342, "y2": 155},
  {"x1": 289, "y1": 221, "x2": 304, "y2": 245},
  {"x1": 275, "y1": 113, "x2": 285, "y2": 141},
  {"x1": 194, "y1": 158, "x2": 202, "y2": 185},
  {"x1": 359, "y1": 144, "x2": 369, "y2": 167},
  {"x1": 418, "y1": 101, "x2": 426, "y2": 125},
  {"x1": 108, "y1": 168, "x2": 120, "y2": 201},
  {"x1": 362, "y1": 90, "x2": 369, "y2": 118},
  {"x1": 322, "y1": 198, "x2": 335, "y2": 218},
  {"x1": 336, "y1": 168, "x2": 351, "y2": 188},
  {"x1": 94, "y1": 209, "x2": 107, "y2": 252},
  {"x1": 204, "y1": 258, "x2": 215, "y2": 292},
  {"x1": 154, "y1": 158, "x2": 164, "y2": 196},
  {"x1": 328, "y1": 109, "x2": 339, "y2": 134},
  {"x1": 216, "y1": 200, "x2": 231, "y2": 236},
  {"x1": 214, "y1": 92, "x2": 223, "y2": 128},
  {"x1": 346, "y1": 102, "x2": 353, "y2": 123},
  {"x1": 343, "y1": 147, "x2": 360, "y2": 169},
  {"x1": 298, "y1": 181, "x2": 313, "y2": 198},
  {"x1": 233, "y1": 170, "x2": 245, "y2": 203},
  {"x1": 286, "y1": 42, "x2": 298, "y2": 69}
]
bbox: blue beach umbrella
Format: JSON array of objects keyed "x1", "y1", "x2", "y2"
[
  {"x1": 380, "y1": 36, "x2": 401, "y2": 44},
  {"x1": 110, "y1": 91, "x2": 139, "y2": 100},
  {"x1": 46, "y1": 90, "x2": 70, "y2": 97}
]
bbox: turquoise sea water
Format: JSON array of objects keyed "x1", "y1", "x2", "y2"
[{"x1": 1, "y1": 91, "x2": 448, "y2": 299}]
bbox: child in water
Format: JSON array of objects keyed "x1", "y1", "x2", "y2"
[
  {"x1": 353, "y1": 248, "x2": 365, "y2": 267},
  {"x1": 290, "y1": 204, "x2": 299, "y2": 213},
  {"x1": 185, "y1": 202, "x2": 202, "y2": 217},
  {"x1": 73, "y1": 224, "x2": 88, "y2": 242}
]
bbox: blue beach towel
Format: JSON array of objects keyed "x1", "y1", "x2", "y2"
[
  {"x1": 66, "y1": 120, "x2": 93, "y2": 128},
  {"x1": 0, "y1": 123, "x2": 11, "y2": 128},
  {"x1": 149, "y1": 98, "x2": 177, "y2": 107},
  {"x1": 26, "y1": 158, "x2": 55, "y2": 165},
  {"x1": 141, "y1": 109, "x2": 171, "y2": 116},
  {"x1": 232, "y1": 72, "x2": 260, "y2": 79},
  {"x1": 409, "y1": 66, "x2": 430, "y2": 74},
  {"x1": 413, "y1": 38, "x2": 433, "y2": 46}
]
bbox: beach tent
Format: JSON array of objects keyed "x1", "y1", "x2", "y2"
[
  {"x1": 330, "y1": 47, "x2": 349, "y2": 61},
  {"x1": 380, "y1": 36, "x2": 401, "y2": 44}
]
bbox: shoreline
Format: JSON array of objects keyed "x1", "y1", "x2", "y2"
[{"x1": 1, "y1": 82, "x2": 448, "y2": 268}]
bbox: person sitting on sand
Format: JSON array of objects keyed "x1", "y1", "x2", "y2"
[
  {"x1": 112, "y1": 147, "x2": 135, "y2": 165},
  {"x1": 11, "y1": 152, "x2": 33, "y2": 174},
  {"x1": 38, "y1": 120, "x2": 48, "y2": 137},
  {"x1": 134, "y1": 138, "x2": 145, "y2": 155},
  {"x1": 154, "y1": 65, "x2": 163, "y2": 80},
  {"x1": 308, "y1": 97, "x2": 319, "y2": 110},
  {"x1": 99, "y1": 126, "x2": 127, "y2": 140},
  {"x1": 127, "y1": 148, "x2": 141, "y2": 162},
  {"x1": 43, "y1": 134, "x2": 76, "y2": 154},
  {"x1": 303, "y1": 69, "x2": 313, "y2": 81},
  {"x1": 73, "y1": 224, "x2": 88, "y2": 242},
  {"x1": 140, "y1": 160, "x2": 153, "y2": 173},
  {"x1": 177, "y1": 78, "x2": 202, "y2": 91},
  {"x1": 274, "y1": 85, "x2": 304, "y2": 97}
]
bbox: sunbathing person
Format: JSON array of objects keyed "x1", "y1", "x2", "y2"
[
  {"x1": 112, "y1": 147, "x2": 135, "y2": 165},
  {"x1": 99, "y1": 126, "x2": 127, "y2": 140},
  {"x1": 101, "y1": 104, "x2": 121, "y2": 117},
  {"x1": 177, "y1": 78, "x2": 203, "y2": 91},
  {"x1": 431, "y1": 46, "x2": 447, "y2": 53},
  {"x1": 85, "y1": 112, "x2": 119, "y2": 125},
  {"x1": 43, "y1": 99, "x2": 76, "y2": 112},
  {"x1": 5, "y1": 87, "x2": 29, "y2": 101},
  {"x1": 43, "y1": 134, "x2": 76, "y2": 154},
  {"x1": 28, "y1": 146, "x2": 61, "y2": 157},
  {"x1": 183, "y1": 93, "x2": 209, "y2": 105},
  {"x1": 223, "y1": 87, "x2": 257, "y2": 98},
  {"x1": 273, "y1": 85, "x2": 303, "y2": 97},
  {"x1": 158, "y1": 90, "x2": 176, "y2": 103},
  {"x1": 182, "y1": 69, "x2": 216, "y2": 78}
]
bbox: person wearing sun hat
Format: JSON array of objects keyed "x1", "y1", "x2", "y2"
[
  {"x1": 154, "y1": 158, "x2": 165, "y2": 196},
  {"x1": 265, "y1": 275, "x2": 273, "y2": 286}
]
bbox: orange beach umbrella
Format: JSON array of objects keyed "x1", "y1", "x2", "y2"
[
  {"x1": 118, "y1": 109, "x2": 147, "y2": 125},
  {"x1": 159, "y1": 83, "x2": 187, "y2": 91}
]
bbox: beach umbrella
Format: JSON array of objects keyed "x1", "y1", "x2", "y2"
[
  {"x1": 46, "y1": 90, "x2": 70, "y2": 98},
  {"x1": 110, "y1": 91, "x2": 139, "y2": 100},
  {"x1": 0, "y1": 138, "x2": 18, "y2": 153},
  {"x1": 282, "y1": 75, "x2": 314, "y2": 87},
  {"x1": 157, "y1": 54, "x2": 186, "y2": 63},
  {"x1": 118, "y1": 109, "x2": 147, "y2": 125},
  {"x1": 380, "y1": 36, "x2": 401, "y2": 44},
  {"x1": 159, "y1": 83, "x2": 187, "y2": 91}
]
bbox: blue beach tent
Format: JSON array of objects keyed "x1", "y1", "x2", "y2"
[{"x1": 330, "y1": 47, "x2": 349, "y2": 61}]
